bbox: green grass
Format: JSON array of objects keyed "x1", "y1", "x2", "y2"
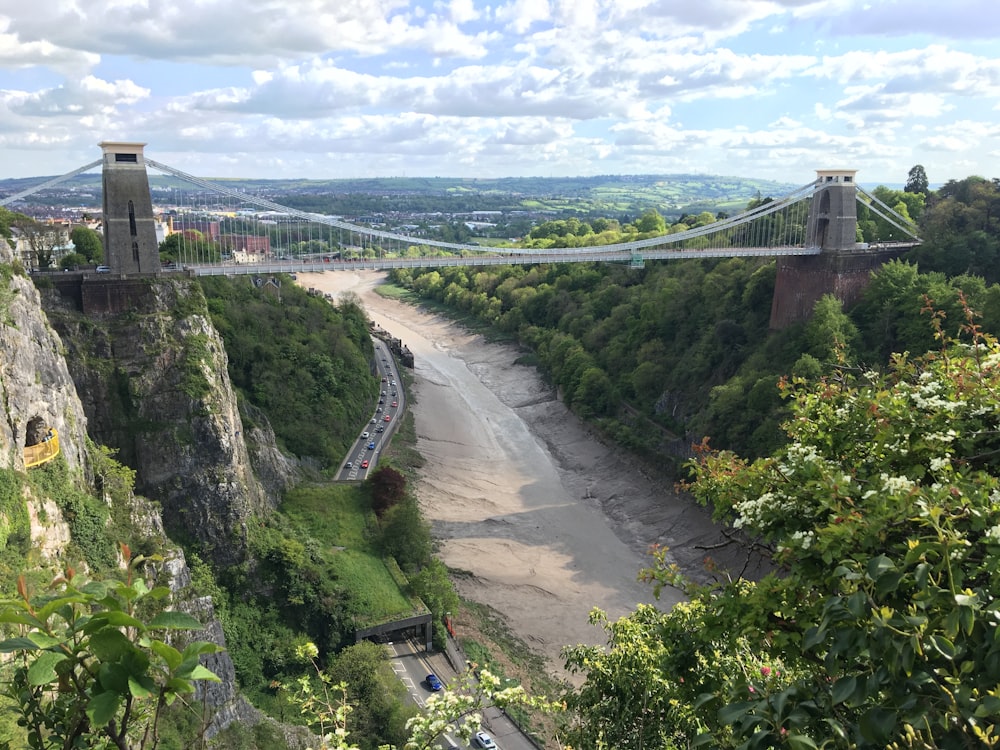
[
  {"x1": 282, "y1": 483, "x2": 370, "y2": 547},
  {"x1": 281, "y1": 483, "x2": 413, "y2": 624},
  {"x1": 334, "y1": 549, "x2": 415, "y2": 624}
]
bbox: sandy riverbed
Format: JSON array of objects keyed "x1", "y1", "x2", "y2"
[{"x1": 298, "y1": 271, "x2": 746, "y2": 679}]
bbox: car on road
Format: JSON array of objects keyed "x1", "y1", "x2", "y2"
[
  {"x1": 96, "y1": 265, "x2": 111, "y2": 273},
  {"x1": 362, "y1": 431, "x2": 369, "y2": 439},
  {"x1": 375, "y1": 426, "x2": 384, "y2": 433},
  {"x1": 383, "y1": 415, "x2": 391, "y2": 422},
  {"x1": 473, "y1": 732, "x2": 496, "y2": 749},
  {"x1": 371, "y1": 418, "x2": 377, "y2": 424},
  {"x1": 391, "y1": 401, "x2": 397, "y2": 407},
  {"x1": 426, "y1": 673, "x2": 443, "y2": 691},
  {"x1": 368, "y1": 441, "x2": 375, "y2": 450},
  {"x1": 346, "y1": 461, "x2": 353, "y2": 469},
  {"x1": 361, "y1": 460, "x2": 369, "y2": 469}
]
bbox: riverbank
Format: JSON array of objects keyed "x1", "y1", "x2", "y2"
[{"x1": 298, "y1": 270, "x2": 749, "y2": 680}]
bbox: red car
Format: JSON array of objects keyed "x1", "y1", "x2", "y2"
[
  {"x1": 361, "y1": 460, "x2": 369, "y2": 469},
  {"x1": 391, "y1": 401, "x2": 398, "y2": 407},
  {"x1": 383, "y1": 415, "x2": 391, "y2": 422}
]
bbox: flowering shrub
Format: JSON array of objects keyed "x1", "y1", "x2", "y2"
[{"x1": 567, "y1": 314, "x2": 1000, "y2": 748}]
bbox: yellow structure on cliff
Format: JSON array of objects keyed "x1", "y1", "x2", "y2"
[{"x1": 24, "y1": 428, "x2": 60, "y2": 469}]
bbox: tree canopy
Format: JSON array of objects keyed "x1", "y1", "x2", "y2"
[
  {"x1": 905, "y1": 164, "x2": 929, "y2": 194},
  {"x1": 564, "y1": 315, "x2": 1000, "y2": 748}
]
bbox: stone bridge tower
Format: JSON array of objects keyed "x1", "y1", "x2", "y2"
[
  {"x1": 100, "y1": 141, "x2": 161, "y2": 275},
  {"x1": 769, "y1": 169, "x2": 905, "y2": 329}
]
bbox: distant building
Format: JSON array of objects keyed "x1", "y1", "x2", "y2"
[
  {"x1": 220, "y1": 234, "x2": 272, "y2": 264},
  {"x1": 169, "y1": 217, "x2": 221, "y2": 240}
]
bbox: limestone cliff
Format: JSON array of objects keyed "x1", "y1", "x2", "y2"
[
  {"x1": 39, "y1": 275, "x2": 297, "y2": 566},
  {"x1": 1, "y1": 251, "x2": 304, "y2": 739},
  {"x1": 0, "y1": 266, "x2": 89, "y2": 473}
]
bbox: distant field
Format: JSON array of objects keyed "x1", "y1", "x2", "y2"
[{"x1": 1, "y1": 171, "x2": 799, "y2": 218}]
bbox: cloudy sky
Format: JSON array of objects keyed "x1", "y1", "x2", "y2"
[{"x1": 1, "y1": 0, "x2": 998, "y2": 185}]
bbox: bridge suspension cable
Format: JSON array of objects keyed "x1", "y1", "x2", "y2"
[
  {"x1": 856, "y1": 186, "x2": 922, "y2": 241},
  {"x1": 3, "y1": 155, "x2": 921, "y2": 267},
  {"x1": 0, "y1": 159, "x2": 102, "y2": 208},
  {"x1": 147, "y1": 157, "x2": 825, "y2": 259}
]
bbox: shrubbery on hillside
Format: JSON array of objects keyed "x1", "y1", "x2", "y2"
[
  {"x1": 198, "y1": 276, "x2": 376, "y2": 468},
  {"x1": 389, "y1": 176, "x2": 1000, "y2": 463},
  {"x1": 564, "y1": 320, "x2": 1000, "y2": 748}
]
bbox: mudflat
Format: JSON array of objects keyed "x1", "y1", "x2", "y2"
[{"x1": 299, "y1": 270, "x2": 746, "y2": 678}]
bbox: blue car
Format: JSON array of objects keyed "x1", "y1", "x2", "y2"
[
  {"x1": 426, "y1": 673, "x2": 443, "y2": 691},
  {"x1": 368, "y1": 441, "x2": 375, "y2": 450}
]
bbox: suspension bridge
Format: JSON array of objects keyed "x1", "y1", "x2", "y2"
[{"x1": 2, "y1": 142, "x2": 921, "y2": 327}]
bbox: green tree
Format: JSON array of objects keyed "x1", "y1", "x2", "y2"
[
  {"x1": 408, "y1": 559, "x2": 461, "y2": 651},
  {"x1": 369, "y1": 466, "x2": 407, "y2": 518},
  {"x1": 905, "y1": 164, "x2": 929, "y2": 194},
  {"x1": 635, "y1": 209, "x2": 667, "y2": 235},
  {"x1": 70, "y1": 226, "x2": 104, "y2": 262},
  {"x1": 59, "y1": 252, "x2": 87, "y2": 270},
  {"x1": 325, "y1": 641, "x2": 412, "y2": 750},
  {"x1": 378, "y1": 498, "x2": 432, "y2": 573},
  {"x1": 0, "y1": 547, "x2": 221, "y2": 750},
  {"x1": 802, "y1": 294, "x2": 858, "y2": 362},
  {"x1": 567, "y1": 318, "x2": 1000, "y2": 749},
  {"x1": 286, "y1": 641, "x2": 561, "y2": 750}
]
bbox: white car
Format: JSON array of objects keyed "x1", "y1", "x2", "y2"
[
  {"x1": 473, "y1": 732, "x2": 497, "y2": 749},
  {"x1": 362, "y1": 431, "x2": 369, "y2": 439}
]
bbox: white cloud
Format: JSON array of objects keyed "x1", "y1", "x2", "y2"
[
  {"x1": 0, "y1": 0, "x2": 998, "y2": 182},
  {"x1": 494, "y1": 0, "x2": 551, "y2": 34}
]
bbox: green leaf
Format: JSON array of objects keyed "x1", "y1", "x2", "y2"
[
  {"x1": 928, "y1": 634, "x2": 957, "y2": 660},
  {"x1": 803, "y1": 625, "x2": 826, "y2": 651},
  {"x1": 0, "y1": 611, "x2": 44, "y2": 629},
  {"x1": 86, "y1": 691, "x2": 122, "y2": 727},
  {"x1": 27, "y1": 651, "x2": 64, "y2": 686},
  {"x1": 786, "y1": 735, "x2": 819, "y2": 750},
  {"x1": 180, "y1": 640, "x2": 223, "y2": 660},
  {"x1": 26, "y1": 632, "x2": 64, "y2": 649},
  {"x1": 149, "y1": 640, "x2": 182, "y2": 671},
  {"x1": 866, "y1": 555, "x2": 894, "y2": 580},
  {"x1": 875, "y1": 571, "x2": 903, "y2": 598},
  {"x1": 692, "y1": 732, "x2": 715, "y2": 748},
  {"x1": 34, "y1": 595, "x2": 88, "y2": 621},
  {"x1": 718, "y1": 700, "x2": 754, "y2": 726},
  {"x1": 86, "y1": 610, "x2": 145, "y2": 631},
  {"x1": 693, "y1": 692, "x2": 717, "y2": 710},
  {"x1": 148, "y1": 611, "x2": 203, "y2": 630},
  {"x1": 974, "y1": 695, "x2": 1000, "y2": 718},
  {"x1": 859, "y1": 707, "x2": 896, "y2": 743},
  {"x1": 165, "y1": 676, "x2": 196, "y2": 694},
  {"x1": 959, "y1": 605, "x2": 975, "y2": 636},
  {"x1": 89, "y1": 628, "x2": 134, "y2": 662},
  {"x1": 954, "y1": 593, "x2": 978, "y2": 608},
  {"x1": 831, "y1": 675, "x2": 856, "y2": 705},
  {"x1": 184, "y1": 664, "x2": 221, "y2": 682},
  {"x1": 0, "y1": 636, "x2": 40, "y2": 652},
  {"x1": 98, "y1": 662, "x2": 130, "y2": 694},
  {"x1": 128, "y1": 674, "x2": 157, "y2": 699}
]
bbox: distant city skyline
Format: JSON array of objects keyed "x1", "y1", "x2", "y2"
[{"x1": 1, "y1": 0, "x2": 998, "y2": 185}]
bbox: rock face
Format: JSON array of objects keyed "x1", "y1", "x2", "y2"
[
  {"x1": 40, "y1": 276, "x2": 297, "y2": 566},
  {"x1": 0, "y1": 264, "x2": 90, "y2": 473},
  {"x1": 0, "y1": 254, "x2": 298, "y2": 740}
]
